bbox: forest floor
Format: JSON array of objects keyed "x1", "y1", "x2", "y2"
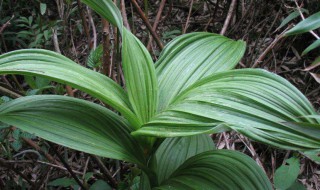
[{"x1": 0, "y1": 0, "x2": 319, "y2": 189}]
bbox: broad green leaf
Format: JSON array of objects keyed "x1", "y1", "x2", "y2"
[
  {"x1": 48, "y1": 178, "x2": 77, "y2": 187},
  {"x1": 0, "y1": 49, "x2": 140, "y2": 129},
  {"x1": 277, "y1": 8, "x2": 309, "y2": 30},
  {"x1": 154, "y1": 150, "x2": 272, "y2": 190},
  {"x1": 90, "y1": 180, "x2": 112, "y2": 190},
  {"x1": 122, "y1": 28, "x2": 158, "y2": 125},
  {"x1": 155, "y1": 32, "x2": 246, "y2": 111},
  {"x1": 302, "y1": 39, "x2": 320, "y2": 56},
  {"x1": 274, "y1": 157, "x2": 300, "y2": 190},
  {"x1": 134, "y1": 69, "x2": 320, "y2": 151},
  {"x1": 81, "y1": 0, "x2": 122, "y2": 30},
  {"x1": 40, "y1": 3, "x2": 47, "y2": 15},
  {"x1": 287, "y1": 181, "x2": 306, "y2": 190},
  {"x1": 0, "y1": 95, "x2": 146, "y2": 166},
  {"x1": 150, "y1": 134, "x2": 214, "y2": 184},
  {"x1": 285, "y1": 11, "x2": 320, "y2": 36}
]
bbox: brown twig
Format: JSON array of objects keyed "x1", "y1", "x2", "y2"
[
  {"x1": 21, "y1": 137, "x2": 62, "y2": 166},
  {"x1": 102, "y1": 19, "x2": 111, "y2": 76},
  {"x1": 0, "y1": 85, "x2": 22, "y2": 98},
  {"x1": 121, "y1": 0, "x2": 131, "y2": 31},
  {"x1": 76, "y1": 0, "x2": 91, "y2": 49},
  {"x1": 183, "y1": 0, "x2": 194, "y2": 34},
  {"x1": 220, "y1": 0, "x2": 237, "y2": 35},
  {"x1": 48, "y1": 142, "x2": 89, "y2": 190},
  {"x1": 294, "y1": 0, "x2": 320, "y2": 40},
  {"x1": 130, "y1": 0, "x2": 164, "y2": 50},
  {"x1": 0, "y1": 15, "x2": 14, "y2": 34},
  {"x1": 252, "y1": 27, "x2": 289, "y2": 68},
  {"x1": 0, "y1": 158, "x2": 36, "y2": 188},
  {"x1": 147, "y1": 0, "x2": 167, "y2": 50},
  {"x1": 92, "y1": 155, "x2": 117, "y2": 188},
  {"x1": 87, "y1": 7, "x2": 97, "y2": 49},
  {"x1": 53, "y1": 28, "x2": 75, "y2": 97}
]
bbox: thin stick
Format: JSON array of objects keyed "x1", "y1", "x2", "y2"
[
  {"x1": 0, "y1": 15, "x2": 14, "y2": 34},
  {"x1": 220, "y1": 0, "x2": 237, "y2": 35},
  {"x1": 183, "y1": 0, "x2": 194, "y2": 34},
  {"x1": 294, "y1": 0, "x2": 320, "y2": 40},
  {"x1": 147, "y1": 0, "x2": 167, "y2": 50},
  {"x1": 76, "y1": 0, "x2": 92, "y2": 48},
  {"x1": 48, "y1": 142, "x2": 89, "y2": 190},
  {"x1": 0, "y1": 85, "x2": 22, "y2": 98},
  {"x1": 0, "y1": 158, "x2": 36, "y2": 188},
  {"x1": 92, "y1": 155, "x2": 117, "y2": 187},
  {"x1": 102, "y1": 19, "x2": 111, "y2": 76},
  {"x1": 22, "y1": 137, "x2": 62, "y2": 166},
  {"x1": 252, "y1": 27, "x2": 289, "y2": 68},
  {"x1": 53, "y1": 28, "x2": 74, "y2": 97},
  {"x1": 130, "y1": 0, "x2": 164, "y2": 50},
  {"x1": 121, "y1": 0, "x2": 131, "y2": 31},
  {"x1": 87, "y1": 7, "x2": 97, "y2": 49}
]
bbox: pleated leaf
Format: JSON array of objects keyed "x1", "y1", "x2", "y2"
[
  {"x1": 282, "y1": 121, "x2": 320, "y2": 163},
  {"x1": 153, "y1": 150, "x2": 272, "y2": 190},
  {"x1": 0, "y1": 49, "x2": 140, "y2": 129},
  {"x1": 122, "y1": 28, "x2": 158, "y2": 125},
  {"x1": 83, "y1": 0, "x2": 158, "y2": 127},
  {"x1": 285, "y1": 11, "x2": 320, "y2": 36},
  {"x1": 155, "y1": 32, "x2": 245, "y2": 111},
  {"x1": 134, "y1": 69, "x2": 320, "y2": 151},
  {"x1": 150, "y1": 134, "x2": 214, "y2": 184},
  {"x1": 81, "y1": 0, "x2": 122, "y2": 30},
  {"x1": 0, "y1": 95, "x2": 146, "y2": 166}
]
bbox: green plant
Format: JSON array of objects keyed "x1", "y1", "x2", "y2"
[
  {"x1": 273, "y1": 156, "x2": 302, "y2": 190},
  {"x1": 284, "y1": 9, "x2": 320, "y2": 84},
  {"x1": 0, "y1": 0, "x2": 319, "y2": 189}
]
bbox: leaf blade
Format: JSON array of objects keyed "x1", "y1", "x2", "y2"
[
  {"x1": 302, "y1": 39, "x2": 320, "y2": 56},
  {"x1": 150, "y1": 134, "x2": 214, "y2": 184},
  {"x1": 156, "y1": 32, "x2": 246, "y2": 111},
  {"x1": 154, "y1": 150, "x2": 272, "y2": 190},
  {"x1": 135, "y1": 69, "x2": 320, "y2": 151},
  {"x1": 285, "y1": 11, "x2": 320, "y2": 36},
  {"x1": 81, "y1": 0, "x2": 122, "y2": 29},
  {"x1": 0, "y1": 95, "x2": 146, "y2": 165},
  {"x1": 274, "y1": 157, "x2": 300, "y2": 190},
  {"x1": 0, "y1": 49, "x2": 140, "y2": 129},
  {"x1": 122, "y1": 28, "x2": 158, "y2": 125}
]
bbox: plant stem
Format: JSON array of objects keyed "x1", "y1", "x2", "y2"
[
  {"x1": 76, "y1": 0, "x2": 91, "y2": 49},
  {"x1": 102, "y1": 19, "x2": 111, "y2": 75},
  {"x1": 139, "y1": 164, "x2": 159, "y2": 188},
  {"x1": 130, "y1": 0, "x2": 164, "y2": 50},
  {"x1": 48, "y1": 142, "x2": 89, "y2": 190}
]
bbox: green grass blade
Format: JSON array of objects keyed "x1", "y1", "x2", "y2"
[
  {"x1": 154, "y1": 150, "x2": 272, "y2": 190},
  {"x1": 302, "y1": 39, "x2": 320, "y2": 56},
  {"x1": 0, "y1": 95, "x2": 146, "y2": 165},
  {"x1": 285, "y1": 11, "x2": 320, "y2": 36},
  {"x1": 0, "y1": 49, "x2": 140, "y2": 129},
  {"x1": 156, "y1": 32, "x2": 245, "y2": 111},
  {"x1": 277, "y1": 8, "x2": 309, "y2": 30},
  {"x1": 134, "y1": 69, "x2": 320, "y2": 151}
]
